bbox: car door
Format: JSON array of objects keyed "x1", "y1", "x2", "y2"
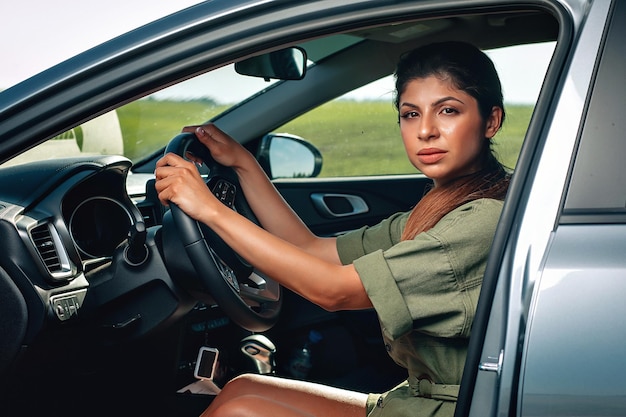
[
  {"x1": 518, "y1": 2, "x2": 626, "y2": 416},
  {"x1": 459, "y1": 1, "x2": 619, "y2": 417}
]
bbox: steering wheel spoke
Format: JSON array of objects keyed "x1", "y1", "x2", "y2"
[
  {"x1": 210, "y1": 248, "x2": 241, "y2": 293},
  {"x1": 240, "y1": 270, "x2": 281, "y2": 304}
]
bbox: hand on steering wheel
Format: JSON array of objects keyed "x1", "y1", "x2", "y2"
[{"x1": 158, "y1": 132, "x2": 281, "y2": 332}]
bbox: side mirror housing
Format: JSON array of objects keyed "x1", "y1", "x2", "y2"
[{"x1": 256, "y1": 133, "x2": 322, "y2": 179}]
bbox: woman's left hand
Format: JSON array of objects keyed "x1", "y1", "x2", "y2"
[{"x1": 154, "y1": 152, "x2": 220, "y2": 223}]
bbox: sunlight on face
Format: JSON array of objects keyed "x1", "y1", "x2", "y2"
[{"x1": 398, "y1": 76, "x2": 501, "y2": 186}]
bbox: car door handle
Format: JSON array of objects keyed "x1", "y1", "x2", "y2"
[{"x1": 310, "y1": 193, "x2": 369, "y2": 218}]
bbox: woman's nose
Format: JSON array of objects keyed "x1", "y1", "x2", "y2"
[{"x1": 417, "y1": 115, "x2": 438, "y2": 141}]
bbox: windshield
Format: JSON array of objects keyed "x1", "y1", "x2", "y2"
[
  {"x1": 3, "y1": 65, "x2": 279, "y2": 168},
  {"x1": 1, "y1": 34, "x2": 364, "y2": 169}
]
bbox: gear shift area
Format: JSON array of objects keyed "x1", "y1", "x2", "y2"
[{"x1": 240, "y1": 334, "x2": 276, "y2": 375}]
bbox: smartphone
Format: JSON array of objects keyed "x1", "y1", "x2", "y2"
[{"x1": 194, "y1": 347, "x2": 220, "y2": 380}]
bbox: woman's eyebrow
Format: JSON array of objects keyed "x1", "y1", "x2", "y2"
[
  {"x1": 432, "y1": 96, "x2": 465, "y2": 106},
  {"x1": 400, "y1": 96, "x2": 465, "y2": 109}
]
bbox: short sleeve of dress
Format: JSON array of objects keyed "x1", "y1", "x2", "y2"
[
  {"x1": 336, "y1": 199, "x2": 503, "y2": 341},
  {"x1": 336, "y1": 211, "x2": 408, "y2": 264}
]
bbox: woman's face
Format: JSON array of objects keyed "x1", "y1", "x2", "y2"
[{"x1": 398, "y1": 75, "x2": 501, "y2": 187}]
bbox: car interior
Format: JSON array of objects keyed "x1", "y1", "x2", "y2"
[{"x1": 0, "y1": 4, "x2": 560, "y2": 416}]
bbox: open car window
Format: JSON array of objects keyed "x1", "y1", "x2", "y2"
[
  {"x1": 4, "y1": 39, "x2": 554, "y2": 179},
  {"x1": 276, "y1": 42, "x2": 555, "y2": 178}
]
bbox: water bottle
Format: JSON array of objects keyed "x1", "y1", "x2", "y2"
[{"x1": 287, "y1": 329, "x2": 323, "y2": 379}]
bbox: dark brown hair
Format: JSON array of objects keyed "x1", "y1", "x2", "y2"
[{"x1": 395, "y1": 41, "x2": 510, "y2": 240}]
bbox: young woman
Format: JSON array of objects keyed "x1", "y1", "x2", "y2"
[{"x1": 154, "y1": 41, "x2": 510, "y2": 417}]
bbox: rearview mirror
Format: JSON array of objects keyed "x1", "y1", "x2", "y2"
[
  {"x1": 235, "y1": 47, "x2": 307, "y2": 81},
  {"x1": 256, "y1": 133, "x2": 322, "y2": 179}
]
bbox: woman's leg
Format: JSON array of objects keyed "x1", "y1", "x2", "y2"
[{"x1": 201, "y1": 374, "x2": 368, "y2": 417}]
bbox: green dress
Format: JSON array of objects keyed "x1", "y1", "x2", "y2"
[{"x1": 336, "y1": 198, "x2": 504, "y2": 417}]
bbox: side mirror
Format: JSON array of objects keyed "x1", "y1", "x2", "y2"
[
  {"x1": 235, "y1": 47, "x2": 307, "y2": 81},
  {"x1": 256, "y1": 133, "x2": 322, "y2": 179}
]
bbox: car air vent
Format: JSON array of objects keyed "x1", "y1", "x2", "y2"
[
  {"x1": 30, "y1": 223, "x2": 73, "y2": 280},
  {"x1": 31, "y1": 224, "x2": 62, "y2": 271}
]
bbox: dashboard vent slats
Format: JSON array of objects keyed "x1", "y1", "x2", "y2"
[
  {"x1": 31, "y1": 224, "x2": 63, "y2": 272},
  {"x1": 29, "y1": 223, "x2": 73, "y2": 280}
]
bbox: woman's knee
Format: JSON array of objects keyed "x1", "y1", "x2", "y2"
[
  {"x1": 209, "y1": 394, "x2": 313, "y2": 417},
  {"x1": 215, "y1": 373, "x2": 276, "y2": 404},
  {"x1": 209, "y1": 395, "x2": 256, "y2": 417},
  {"x1": 221, "y1": 373, "x2": 266, "y2": 394}
]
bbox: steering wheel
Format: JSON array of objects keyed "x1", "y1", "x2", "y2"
[{"x1": 164, "y1": 132, "x2": 281, "y2": 332}]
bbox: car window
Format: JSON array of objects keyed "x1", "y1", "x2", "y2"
[
  {"x1": 564, "y1": 0, "x2": 626, "y2": 217},
  {"x1": 3, "y1": 37, "x2": 362, "y2": 168},
  {"x1": 2, "y1": 35, "x2": 366, "y2": 169},
  {"x1": 276, "y1": 42, "x2": 555, "y2": 178},
  {"x1": 3, "y1": 65, "x2": 279, "y2": 167},
  {"x1": 3, "y1": 41, "x2": 554, "y2": 176}
]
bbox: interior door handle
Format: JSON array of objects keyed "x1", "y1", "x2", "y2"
[{"x1": 310, "y1": 193, "x2": 369, "y2": 218}]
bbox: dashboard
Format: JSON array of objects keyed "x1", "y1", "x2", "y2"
[
  {"x1": 0, "y1": 156, "x2": 141, "y2": 279},
  {"x1": 67, "y1": 190, "x2": 133, "y2": 259},
  {"x1": 0, "y1": 155, "x2": 196, "y2": 353}
]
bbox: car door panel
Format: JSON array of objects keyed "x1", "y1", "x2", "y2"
[
  {"x1": 267, "y1": 174, "x2": 429, "y2": 389},
  {"x1": 274, "y1": 175, "x2": 431, "y2": 237}
]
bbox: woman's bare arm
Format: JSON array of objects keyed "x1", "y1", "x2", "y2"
[
  {"x1": 181, "y1": 124, "x2": 340, "y2": 265},
  {"x1": 154, "y1": 151, "x2": 372, "y2": 311}
]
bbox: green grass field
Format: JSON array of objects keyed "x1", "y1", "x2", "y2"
[
  {"x1": 116, "y1": 99, "x2": 532, "y2": 176},
  {"x1": 116, "y1": 98, "x2": 229, "y2": 161}
]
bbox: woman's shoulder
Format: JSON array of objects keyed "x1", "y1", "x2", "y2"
[
  {"x1": 448, "y1": 198, "x2": 504, "y2": 218},
  {"x1": 430, "y1": 198, "x2": 504, "y2": 238},
  {"x1": 458, "y1": 197, "x2": 504, "y2": 211}
]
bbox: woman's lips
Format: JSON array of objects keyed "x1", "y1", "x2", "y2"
[{"x1": 417, "y1": 148, "x2": 446, "y2": 164}]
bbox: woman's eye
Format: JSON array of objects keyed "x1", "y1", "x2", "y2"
[
  {"x1": 402, "y1": 111, "x2": 419, "y2": 119},
  {"x1": 441, "y1": 107, "x2": 458, "y2": 115}
]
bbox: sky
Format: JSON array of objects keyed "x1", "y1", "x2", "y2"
[
  {"x1": 0, "y1": 1, "x2": 553, "y2": 104},
  {"x1": 341, "y1": 41, "x2": 554, "y2": 104},
  {"x1": 0, "y1": 1, "x2": 202, "y2": 89}
]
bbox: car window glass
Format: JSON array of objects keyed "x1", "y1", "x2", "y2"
[
  {"x1": 3, "y1": 65, "x2": 277, "y2": 167},
  {"x1": 276, "y1": 42, "x2": 554, "y2": 178},
  {"x1": 564, "y1": 1, "x2": 626, "y2": 215}
]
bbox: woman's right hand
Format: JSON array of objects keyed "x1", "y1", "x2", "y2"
[{"x1": 181, "y1": 123, "x2": 252, "y2": 170}]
